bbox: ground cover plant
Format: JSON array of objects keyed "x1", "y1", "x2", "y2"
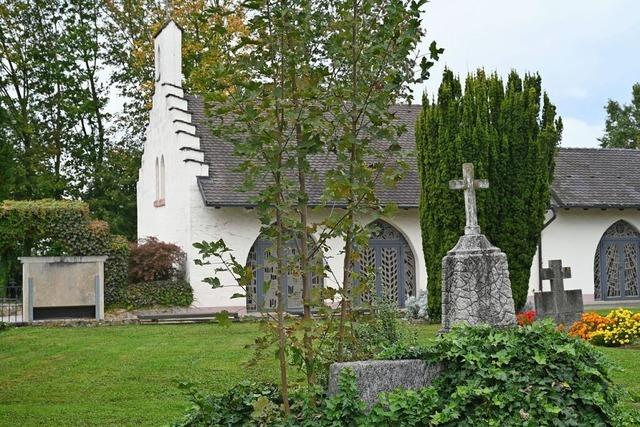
[
  {"x1": 1, "y1": 321, "x2": 638, "y2": 426},
  {"x1": 175, "y1": 321, "x2": 640, "y2": 426}
]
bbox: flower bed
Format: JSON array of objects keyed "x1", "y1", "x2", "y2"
[{"x1": 569, "y1": 308, "x2": 640, "y2": 347}]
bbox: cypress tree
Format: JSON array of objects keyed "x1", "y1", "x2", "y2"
[{"x1": 417, "y1": 69, "x2": 562, "y2": 318}]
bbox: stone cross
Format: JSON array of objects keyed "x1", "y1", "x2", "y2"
[
  {"x1": 449, "y1": 163, "x2": 489, "y2": 235},
  {"x1": 541, "y1": 259, "x2": 571, "y2": 312}
]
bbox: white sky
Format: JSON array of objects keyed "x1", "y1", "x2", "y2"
[{"x1": 415, "y1": 0, "x2": 640, "y2": 147}]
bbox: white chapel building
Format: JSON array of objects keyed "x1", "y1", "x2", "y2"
[{"x1": 138, "y1": 20, "x2": 640, "y2": 310}]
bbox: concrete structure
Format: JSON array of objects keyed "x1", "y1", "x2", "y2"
[
  {"x1": 20, "y1": 256, "x2": 107, "y2": 321},
  {"x1": 328, "y1": 360, "x2": 442, "y2": 408},
  {"x1": 139, "y1": 20, "x2": 640, "y2": 310}
]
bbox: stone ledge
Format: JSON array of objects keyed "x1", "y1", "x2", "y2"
[{"x1": 328, "y1": 359, "x2": 442, "y2": 408}]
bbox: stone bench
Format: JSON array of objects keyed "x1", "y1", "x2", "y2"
[{"x1": 328, "y1": 359, "x2": 442, "y2": 408}]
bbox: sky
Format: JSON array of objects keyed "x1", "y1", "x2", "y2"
[{"x1": 414, "y1": 0, "x2": 640, "y2": 148}]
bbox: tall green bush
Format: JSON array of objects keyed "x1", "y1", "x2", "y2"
[
  {"x1": 417, "y1": 69, "x2": 562, "y2": 317},
  {"x1": 0, "y1": 199, "x2": 129, "y2": 304}
]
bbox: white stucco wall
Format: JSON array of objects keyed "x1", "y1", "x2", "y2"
[
  {"x1": 137, "y1": 20, "x2": 209, "y2": 286},
  {"x1": 187, "y1": 205, "x2": 428, "y2": 308},
  {"x1": 142, "y1": 19, "x2": 640, "y2": 310},
  {"x1": 528, "y1": 208, "x2": 640, "y2": 299}
]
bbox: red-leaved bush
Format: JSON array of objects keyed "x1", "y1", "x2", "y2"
[
  {"x1": 516, "y1": 310, "x2": 536, "y2": 326},
  {"x1": 129, "y1": 237, "x2": 186, "y2": 283}
]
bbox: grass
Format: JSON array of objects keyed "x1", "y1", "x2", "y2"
[{"x1": 0, "y1": 321, "x2": 637, "y2": 426}]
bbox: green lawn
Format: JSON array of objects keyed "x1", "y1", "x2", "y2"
[{"x1": 0, "y1": 322, "x2": 637, "y2": 426}]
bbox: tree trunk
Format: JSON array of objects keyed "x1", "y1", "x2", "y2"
[{"x1": 275, "y1": 207, "x2": 290, "y2": 415}]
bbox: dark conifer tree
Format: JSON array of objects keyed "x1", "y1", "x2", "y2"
[{"x1": 417, "y1": 69, "x2": 562, "y2": 318}]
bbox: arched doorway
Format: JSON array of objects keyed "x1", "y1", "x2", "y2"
[
  {"x1": 594, "y1": 220, "x2": 640, "y2": 300},
  {"x1": 355, "y1": 219, "x2": 416, "y2": 307},
  {"x1": 245, "y1": 236, "x2": 324, "y2": 312}
]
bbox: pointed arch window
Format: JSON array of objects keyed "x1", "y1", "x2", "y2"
[
  {"x1": 155, "y1": 45, "x2": 161, "y2": 82},
  {"x1": 594, "y1": 220, "x2": 640, "y2": 300},
  {"x1": 353, "y1": 219, "x2": 416, "y2": 308},
  {"x1": 160, "y1": 155, "x2": 166, "y2": 201},
  {"x1": 245, "y1": 235, "x2": 324, "y2": 312},
  {"x1": 153, "y1": 155, "x2": 166, "y2": 207}
]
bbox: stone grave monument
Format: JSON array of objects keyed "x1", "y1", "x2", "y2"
[
  {"x1": 20, "y1": 256, "x2": 107, "y2": 321},
  {"x1": 328, "y1": 163, "x2": 518, "y2": 407},
  {"x1": 535, "y1": 259, "x2": 583, "y2": 326},
  {"x1": 441, "y1": 163, "x2": 517, "y2": 332}
]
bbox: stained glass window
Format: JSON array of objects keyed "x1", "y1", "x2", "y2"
[{"x1": 594, "y1": 220, "x2": 640, "y2": 300}]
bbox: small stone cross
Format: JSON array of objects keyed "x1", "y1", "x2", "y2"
[
  {"x1": 541, "y1": 259, "x2": 572, "y2": 315},
  {"x1": 541, "y1": 259, "x2": 571, "y2": 295},
  {"x1": 536, "y1": 259, "x2": 582, "y2": 325},
  {"x1": 449, "y1": 163, "x2": 489, "y2": 235}
]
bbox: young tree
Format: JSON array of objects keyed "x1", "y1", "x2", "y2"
[
  {"x1": 599, "y1": 83, "x2": 640, "y2": 149},
  {"x1": 193, "y1": 0, "x2": 440, "y2": 412},
  {"x1": 322, "y1": 0, "x2": 440, "y2": 360},
  {"x1": 417, "y1": 69, "x2": 562, "y2": 318}
]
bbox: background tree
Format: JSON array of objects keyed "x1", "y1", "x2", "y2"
[
  {"x1": 599, "y1": 83, "x2": 640, "y2": 149},
  {"x1": 0, "y1": 0, "x2": 245, "y2": 240},
  {"x1": 417, "y1": 69, "x2": 562, "y2": 318},
  {"x1": 96, "y1": 0, "x2": 246, "y2": 237}
]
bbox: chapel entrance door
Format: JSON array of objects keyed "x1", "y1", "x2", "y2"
[
  {"x1": 595, "y1": 221, "x2": 640, "y2": 300},
  {"x1": 246, "y1": 238, "x2": 323, "y2": 312},
  {"x1": 355, "y1": 220, "x2": 416, "y2": 308}
]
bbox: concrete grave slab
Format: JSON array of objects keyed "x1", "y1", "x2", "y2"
[{"x1": 328, "y1": 359, "x2": 442, "y2": 408}]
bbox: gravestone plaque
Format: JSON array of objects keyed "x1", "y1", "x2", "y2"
[
  {"x1": 20, "y1": 256, "x2": 107, "y2": 321},
  {"x1": 535, "y1": 259, "x2": 583, "y2": 326},
  {"x1": 441, "y1": 163, "x2": 517, "y2": 332}
]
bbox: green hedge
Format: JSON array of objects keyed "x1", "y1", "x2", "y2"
[
  {"x1": 121, "y1": 280, "x2": 193, "y2": 308},
  {"x1": 0, "y1": 199, "x2": 129, "y2": 305}
]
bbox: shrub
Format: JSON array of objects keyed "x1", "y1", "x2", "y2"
[
  {"x1": 174, "y1": 324, "x2": 640, "y2": 426},
  {"x1": 404, "y1": 293, "x2": 429, "y2": 321},
  {"x1": 172, "y1": 381, "x2": 283, "y2": 427},
  {"x1": 516, "y1": 309, "x2": 536, "y2": 326},
  {"x1": 379, "y1": 321, "x2": 636, "y2": 426},
  {"x1": 120, "y1": 279, "x2": 193, "y2": 308},
  {"x1": 569, "y1": 309, "x2": 640, "y2": 347},
  {"x1": 129, "y1": 237, "x2": 186, "y2": 283},
  {"x1": 315, "y1": 299, "x2": 415, "y2": 386}
]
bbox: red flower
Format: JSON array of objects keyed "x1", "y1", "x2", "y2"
[{"x1": 516, "y1": 310, "x2": 536, "y2": 326}]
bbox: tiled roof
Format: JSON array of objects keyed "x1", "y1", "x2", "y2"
[
  {"x1": 551, "y1": 147, "x2": 640, "y2": 208},
  {"x1": 187, "y1": 94, "x2": 422, "y2": 208},
  {"x1": 185, "y1": 95, "x2": 640, "y2": 209}
]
